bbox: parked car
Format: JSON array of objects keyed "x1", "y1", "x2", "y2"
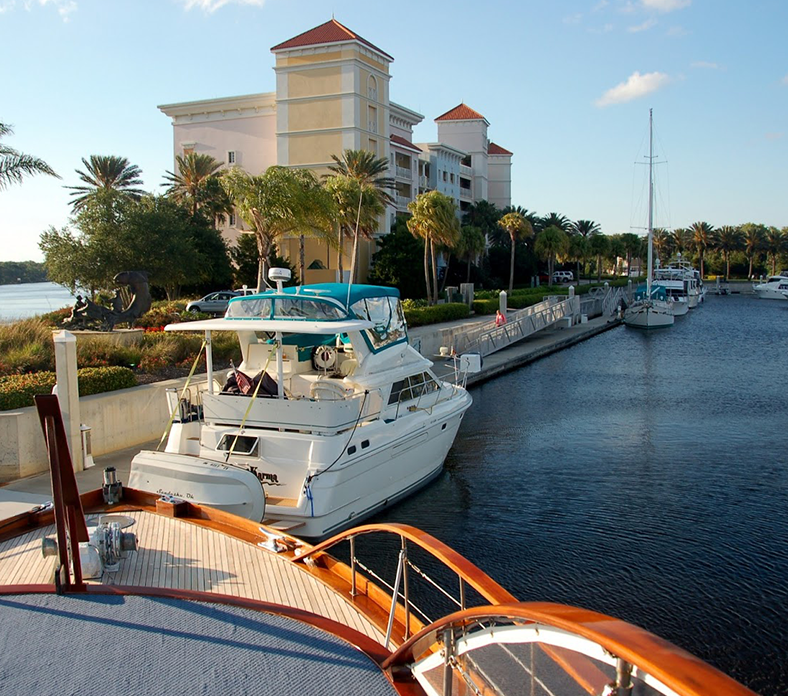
[
  {"x1": 552, "y1": 271, "x2": 574, "y2": 284},
  {"x1": 186, "y1": 291, "x2": 240, "y2": 314}
]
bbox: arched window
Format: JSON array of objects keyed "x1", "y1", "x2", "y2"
[{"x1": 367, "y1": 75, "x2": 377, "y2": 102}]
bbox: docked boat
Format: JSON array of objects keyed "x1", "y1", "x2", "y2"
[
  {"x1": 624, "y1": 109, "x2": 675, "y2": 330},
  {"x1": 653, "y1": 253, "x2": 704, "y2": 309},
  {"x1": 0, "y1": 395, "x2": 757, "y2": 696},
  {"x1": 752, "y1": 274, "x2": 788, "y2": 300},
  {"x1": 129, "y1": 271, "x2": 473, "y2": 540}
]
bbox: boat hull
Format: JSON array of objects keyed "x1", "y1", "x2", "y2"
[
  {"x1": 623, "y1": 301, "x2": 675, "y2": 329},
  {"x1": 754, "y1": 286, "x2": 788, "y2": 300},
  {"x1": 129, "y1": 391, "x2": 471, "y2": 540}
]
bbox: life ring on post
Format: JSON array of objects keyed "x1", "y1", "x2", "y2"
[{"x1": 312, "y1": 345, "x2": 337, "y2": 372}]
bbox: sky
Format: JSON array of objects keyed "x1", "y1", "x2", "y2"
[{"x1": 1, "y1": 0, "x2": 787, "y2": 262}]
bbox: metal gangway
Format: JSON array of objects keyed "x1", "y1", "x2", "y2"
[{"x1": 451, "y1": 294, "x2": 580, "y2": 358}]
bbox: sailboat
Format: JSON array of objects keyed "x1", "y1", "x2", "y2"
[{"x1": 624, "y1": 109, "x2": 675, "y2": 329}]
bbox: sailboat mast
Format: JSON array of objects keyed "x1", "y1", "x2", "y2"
[{"x1": 646, "y1": 108, "x2": 654, "y2": 297}]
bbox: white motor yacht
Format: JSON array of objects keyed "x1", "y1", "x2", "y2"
[
  {"x1": 129, "y1": 270, "x2": 474, "y2": 539},
  {"x1": 753, "y1": 274, "x2": 788, "y2": 300},
  {"x1": 653, "y1": 253, "x2": 703, "y2": 309}
]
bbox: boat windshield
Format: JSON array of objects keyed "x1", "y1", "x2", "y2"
[
  {"x1": 226, "y1": 296, "x2": 347, "y2": 321},
  {"x1": 351, "y1": 295, "x2": 407, "y2": 349}
]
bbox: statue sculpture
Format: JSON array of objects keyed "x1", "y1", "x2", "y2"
[{"x1": 63, "y1": 271, "x2": 152, "y2": 332}]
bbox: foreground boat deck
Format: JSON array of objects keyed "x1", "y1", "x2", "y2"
[
  {"x1": 1, "y1": 593, "x2": 396, "y2": 696},
  {"x1": 0, "y1": 510, "x2": 385, "y2": 644}
]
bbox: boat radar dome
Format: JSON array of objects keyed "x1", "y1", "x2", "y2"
[{"x1": 268, "y1": 267, "x2": 291, "y2": 292}]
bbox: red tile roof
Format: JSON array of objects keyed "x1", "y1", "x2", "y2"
[
  {"x1": 390, "y1": 134, "x2": 422, "y2": 153},
  {"x1": 488, "y1": 142, "x2": 513, "y2": 155},
  {"x1": 271, "y1": 19, "x2": 393, "y2": 61},
  {"x1": 435, "y1": 103, "x2": 487, "y2": 122}
]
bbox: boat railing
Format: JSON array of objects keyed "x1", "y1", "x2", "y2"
[
  {"x1": 382, "y1": 602, "x2": 757, "y2": 696},
  {"x1": 294, "y1": 523, "x2": 516, "y2": 650}
]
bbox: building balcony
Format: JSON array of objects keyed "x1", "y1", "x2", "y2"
[
  {"x1": 396, "y1": 195, "x2": 411, "y2": 209},
  {"x1": 419, "y1": 175, "x2": 429, "y2": 187},
  {"x1": 460, "y1": 164, "x2": 473, "y2": 177},
  {"x1": 460, "y1": 186, "x2": 473, "y2": 200},
  {"x1": 395, "y1": 165, "x2": 412, "y2": 180}
]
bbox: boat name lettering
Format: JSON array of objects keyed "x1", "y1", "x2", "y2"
[
  {"x1": 156, "y1": 488, "x2": 194, "y2": 500},
  {"x1": 248, "y1": 466, "x2": 280, "y2": 485}
]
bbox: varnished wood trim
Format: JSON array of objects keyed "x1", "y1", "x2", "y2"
[
  {"x1": 384, "y1": 602, "x2": 757, "y2": 696},
  {"x1": 294, "y1": 523, "x2": 517, "y2": 605}
]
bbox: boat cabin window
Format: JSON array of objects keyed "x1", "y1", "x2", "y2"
[
  {"x1": 216, "y1": 434, "x2": 259, "y2": 456},
  {"x1": 351, "y1": 296, "x2": 406, "y2": 349},
  {"x1": 388, "y1": 372, "x2": 440, "y2": 405},
  {"x1": 226, "y1": 296, "x2": 345, "y2": 321}
]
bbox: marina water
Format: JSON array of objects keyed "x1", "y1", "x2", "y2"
[
  {"x1": 0, "y1": 281, "x2": 74, "y2": 323},
  {"x1": 376, "y1": 292, "x2": 788, "y2": 696}
]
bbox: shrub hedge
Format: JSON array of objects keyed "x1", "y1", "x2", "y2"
[
  {"x1": 0, "y1": 366, "x2": 137, "y2": 411},
  {"x1": 404, "y1": 303, "x2": 470, "y2": 327}
]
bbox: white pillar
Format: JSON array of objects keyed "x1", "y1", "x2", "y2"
[
  {"x1": 53, "y1": 330, "x2": 83, "y2": 472},
  {"x1": 499, "y1": 291, "x2": 507, "y2": 316}
]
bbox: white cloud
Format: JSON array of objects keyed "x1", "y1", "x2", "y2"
[
  {"x1": 593, "y1": 0, "x2": 609, "y2": 10},
  {"x1": 642, "y1": 0, "x2": 690, "y2": 11},
  {"x1": 692, "y1": 61, "x2": 719, "y2": 69},
  {"x1": 666, "y1": 25, "x2": 689, "y2": 37},
  {"x1": 564, "y1": 12, "x2": 583, "y2": 24},
  {"x1": 13, "y1": 0, "x2": 76, "y2": 20},
  {"x1": 782, "y1": 74, "x2": 788, "y2": 85},
  {"x1": 765, "y1": 132, "x2": 784, "y2": 141},
  {"x1": 595, "y1": 71, "x2": 670, "y2": 107},
  {"x1": 628, "y1": 18, "x2": 656, "y2": 32},
  {"x1": 179, "y1": 0, "x2": 266, "y2": 12}
]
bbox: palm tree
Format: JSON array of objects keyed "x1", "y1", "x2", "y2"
[
  {"x1": 325, "y1": 149, "x2": 394, "y2": 281},
  {"x1": 588, "y1": 233, "x2": 609, "y2": 281},
  {"x1": 65, "y1": 155, "x2": 145, "y2": 212},
  {"x1": 672, "y1": 227, "x2": 693, "y2": 255},
  {"x1": 689, "y1": 221, "x2": 717, "y2": 278},
  {"x1": 462, "y1": 200, "x2": 501, "y2": 250},
  {"x1": 222, "y1": 166, "x2": 333, "y2": 290},
  {"x1": 606, "y1": 234, "x2": 626, "y2": 276},
  {"x1": 327, "y1": 149, "x2": 395, "y2": 205},
  {"x1": 540, "y1": 212, "x2": 571, "y2": 233},
  {"x1": 456, "y1": 225, "x2": 485, "y2": 283},
  {"x1": 0, "y1": 122, "x2": 60, "y2": 190},
  {"x1": 534, "y1": 226, "x2": 570, "y2": 284},
  {"x1": 620, "y1": 232, "x2": 641, "y2": 275},
  {"x1": 572, "y1": 219, "x2": 600, "y2": 239},
  {"x1": 407, "y1": 191, "x2": 460, "y2": 304},
  {"x1": 568, "y1": 234, "x2": 589, "y2": 283},
  {"x1": 740, "y1": 223, "x2": 766, "y2": 278},
  {"x1": 497, "y1": 211, "x2": 533, "y2": 292},
  {"x1": 324, "y1": 175, "x2": 384, "y2": 283},
  {"x1": 763, "y1": 227, "x2": 786, "y2": 276},
  {"x1": 715, "y1": 225, "x2": 743, "y2": 279},
  {"x1": 652, "y1": 228, "x2": 673, "y2": 263},
  {"x1": 162, "y1": 153, "x2": 228, "y2": 218}
]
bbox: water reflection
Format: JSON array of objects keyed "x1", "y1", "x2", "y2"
[{"x1": 375, "y1": 294, "x2": 788, "y2": 695}]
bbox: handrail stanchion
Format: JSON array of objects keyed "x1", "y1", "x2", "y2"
[
  {"x1": 459, "y1": 577, "x2": 466, "y2": 611},
  {"x1": 402, "y1": 537, "x2": 411, "y2": 638},
  {"x1": 615, "y1": 658, "x2": 634, "y2": 696},
  {"x1": 442, "y1": 627, "x2": 455, "y2": 696},
  {"x1": 385, "y1": 546, "x2": 406, "y2": 648},
  {"x1": 350, "y1": 535, "x2": 357, "y2": 598}
]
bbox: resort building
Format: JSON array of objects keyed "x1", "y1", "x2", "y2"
[{"x1": 158, "y1": 19, "x2": 513, "y2": 283}]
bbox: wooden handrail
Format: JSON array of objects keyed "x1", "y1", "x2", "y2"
[
  {"x1": 383, "y1": 602, "x2": 757, "y2": 696},
  {"x1": 293, "y1": 522, "x2": 517, "y2": 605}
]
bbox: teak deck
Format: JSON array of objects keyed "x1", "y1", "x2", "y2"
[{"x1": 0, "y1": 510, "x2": 384, "y2": 644}]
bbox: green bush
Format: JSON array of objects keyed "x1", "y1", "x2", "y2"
[
  {"x1": 0, "y1": 318, "x2": 55, "y2": 376},
  {"x1": 404, "y1": 303, "x2": 470, "y2": 327},
  {"x1": 77, "y1": 337, "x2": 142, "y2": 369},
  {"x1": 0, "y1": 366, "x2": 136, "y2": 411}
]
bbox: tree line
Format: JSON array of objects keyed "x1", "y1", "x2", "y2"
[{"x1": 2, "y1": 120, "x2": 785, "y2": 301}]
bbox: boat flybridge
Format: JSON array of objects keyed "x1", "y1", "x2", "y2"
[
  {"x1": 129, "y1": 269, "x2": 474, "y2": 539},
  {"x1": 653, "y1": 252, "x2": 703, "y2": 311}
]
